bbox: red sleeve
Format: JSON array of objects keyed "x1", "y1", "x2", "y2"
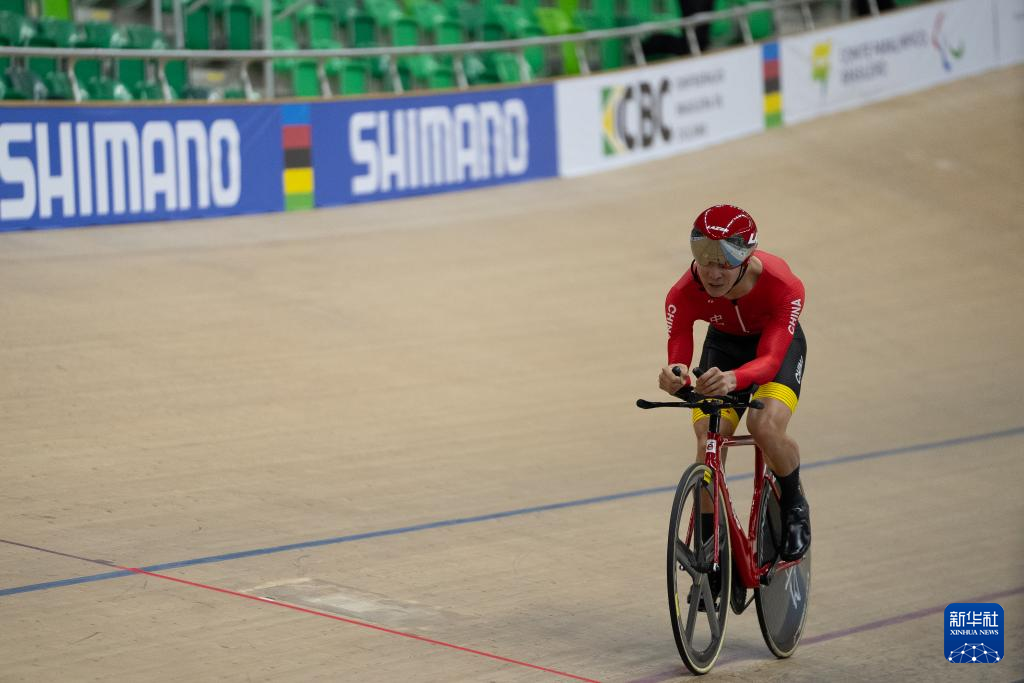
[
  {"x1": 666, "y1": 289, "x2": 696, "y2": 367},
  {"x1": 733, "y1": 279, "x2": 805, "y2": 389}
]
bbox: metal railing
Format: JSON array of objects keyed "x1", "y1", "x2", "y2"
[{"x1": 0, "y1": 0, "x2": 877, "y2": 102}]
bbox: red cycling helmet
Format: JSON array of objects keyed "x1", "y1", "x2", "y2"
[{"x1": 690, "y1": 204, "x2": 758, "y2": 268}]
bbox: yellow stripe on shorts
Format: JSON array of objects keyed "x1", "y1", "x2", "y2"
[
  {"x1": 752, "y1": 382, "x2": 799, "y2": 412},
  {"x1": 692, "y1": 407, "x2": 740, "y2": 428}
]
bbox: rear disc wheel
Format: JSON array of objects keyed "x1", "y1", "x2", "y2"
[{"x1": 754, "y1": 477, "x2": 811, "y2": 658}]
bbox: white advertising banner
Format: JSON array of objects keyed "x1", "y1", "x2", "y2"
[
  {"x1": 994, "y1": 0, "x2": 1024, "y2": 66},
  {"x1": 780, "y1": 0, "x2": 999, "y2": 124},
  {"x1": 555, "y1": 46, "x2": 764, "y2": 177}
]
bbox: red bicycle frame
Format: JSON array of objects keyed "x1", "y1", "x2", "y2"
[{"x1": 686, "y1": 414, "x2": 801, "y2": 589}]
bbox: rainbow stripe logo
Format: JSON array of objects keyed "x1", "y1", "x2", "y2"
[
  {"x1": 282, "y1": 104, "x2": 314, "y2": 211},
  {"x1": 762, "y1": 43, "x2": 782, "y2": 129}
]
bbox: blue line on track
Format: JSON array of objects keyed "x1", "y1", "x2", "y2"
[{"x1": 3, "y1": 425, "x2": 1023, "y2": 598}]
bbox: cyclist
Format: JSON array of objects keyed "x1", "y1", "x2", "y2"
[{"x1": 658, "y1": 205, "x2": 810, "y2": 578}]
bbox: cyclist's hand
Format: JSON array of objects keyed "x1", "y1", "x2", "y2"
[
  {"x1": 695, "y1": 367, "x2": 737, "y2": 396},
  {"x1": 659, "y1": 364, "x2": 689, "y2": 395}
]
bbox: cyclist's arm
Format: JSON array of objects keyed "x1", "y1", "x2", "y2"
[
  {"x1": 666, "y1": 296, "x2": 696, "y2": 367},
  {"x1": 733, "y1": 282, "x2": 805, "y2": 390}
]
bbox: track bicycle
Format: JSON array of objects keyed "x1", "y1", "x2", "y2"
[{"x1": 637, "y1": 367, "x2": 811, "y2": 675}]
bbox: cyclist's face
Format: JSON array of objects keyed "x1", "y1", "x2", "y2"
[{"x1": 696, "y1": 260, "x2": 742, "y2": 297}]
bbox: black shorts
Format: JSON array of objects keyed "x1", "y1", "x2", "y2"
[{"x1": 692, "y1": 323, "x2": 807, "y2": 426}]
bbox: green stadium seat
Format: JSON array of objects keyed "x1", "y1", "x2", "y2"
[
  {"x1": 517, "y1": 0, "x2": 540, "y2": 14},
  {"x1": 224, "y1": 0, "x2": 254, "y2": 49},
  {"x1": 740, "y1": 0, "x2": 773, "y2": 40},
  {"x1": 85, "y1": 75, "x2": 133, "y2": 100},
  {"x1": 288, "y1": 60, "x2": 321, "y2": 96},
  {"x1": 330, "y1": 59, "x2": 365, "y2": 94},
  {"x1": 706, "y1": 0, "x2": 773, "y2": 46},
  {"x1": 43, "y1": 70, "x2": 75, "y2": 99},
  {"x1": 490, "y1": 4, "x2": 538, "y2": 37},
  {"x1": 349, "y1": 12, "x2": 378, "y2": 48},
  {"x1": 323, "y1": 0, "x2": 358, "y2": 26},
  {"x1": 409, "y1": 0, "x2": 446, "y2": 31},
  {"x1": 127, "y1": 23, "x2": 168, "y2": 49},
  {"x1": 129, "y1": 78, "x2": 174, "y2": 100},
  {"x1": 365, "y1": 0, "x2": 406, "y2": 28},
  {"x1": 535, "y1": 6, "x2": 581, "y2": 74},
  {"x1": 179, "y1": 83, "x2": 211, "y2": 99},
  {"x1": 166, "y1": 60, "x2": 188, "y2": 93},
  {"x1": 34, "y1": 16, "x2": 82, "y2": 46},
  {"x1": 492, "y1": 51, "x2": 526, "y2": 83},
  {"x1": 82, "y1": 21, "x2": 130, "y2": 48},
  {"x1": 5, "y1": 66, "x2": 48, "y2": 98},
  {"x1": 479, "y1": 15, "x2": 503, "y2": 41},
  {"x1": 298, "y1": 4, "x2": 337, "y2": 46},
  {"x1": 573, "y1": 0, "x2": 614, "y2": 25},
  {"x1": 622, "y1": 0, "x2": 682, "y2": 47},
  {"x1": 0, "y1": 0, "x2": 25, "y2": 15},
  {"x1": 453, "y1": 2, "x2": 484, "y2": 37},
  {"x1": 0, "y1": 10, "x2": 35, "y2": 45},
  {"x1": 27, "y1": 52, "x2": 53, "y2": 80},
  {"x1": 709, "y1": 0, "x2": 739, "y2": 47},
  {"x1": 273, "y1": 9, "x2": 299, "y2": 43},
  {"x1": 426, "y1": 63, "x2": 454, "y2": 90},
  {"x1": 176, "y1": 0, "x2": 212, "y2": 49}
]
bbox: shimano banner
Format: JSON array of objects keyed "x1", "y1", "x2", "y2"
[
  {"x1": 0, "y1": 105, "x2": 282, "y2": 231},
  {"x1": 311, "y1": 85, "x2": 559, "y2": 206}
]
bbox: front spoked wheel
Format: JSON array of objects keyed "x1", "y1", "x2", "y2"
[
  {"x1": 667, "y1": 463, "x2": 731, "y2": 675},
  {"x1": 754, "y1": 477, "x2": 811, "y2": 658}
]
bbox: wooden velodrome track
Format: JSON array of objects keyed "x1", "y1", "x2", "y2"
[{"x1": 2, "y1": 65, "x2": 1022, "y2": 682}]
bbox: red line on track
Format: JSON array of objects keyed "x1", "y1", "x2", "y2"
[{"x1": 122, "y1": 566, "x2": 602, "y2": 683}]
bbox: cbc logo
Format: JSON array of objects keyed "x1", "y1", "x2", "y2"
[{"x1": 601, "y1": 78, "x2": 672, "y2": 156}]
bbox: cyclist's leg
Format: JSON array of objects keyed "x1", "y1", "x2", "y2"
[
  {"x1": 746, "y1": 325, "x2": 809, "y2": 560},
  {"x1": 746, "y1": 322, "x2": 805, "y2": 475},
  {"x1": 746, "y1": 397, "x2": 799, "y2": 475}
]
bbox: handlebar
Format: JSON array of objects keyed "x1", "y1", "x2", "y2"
[{"x1": 638, "y1": 366, "x2": 764, "y2": 412}]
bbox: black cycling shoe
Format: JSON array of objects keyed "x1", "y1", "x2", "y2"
[{"x1": 780, "y1": 500, "x2": 811, "y2": 561}]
